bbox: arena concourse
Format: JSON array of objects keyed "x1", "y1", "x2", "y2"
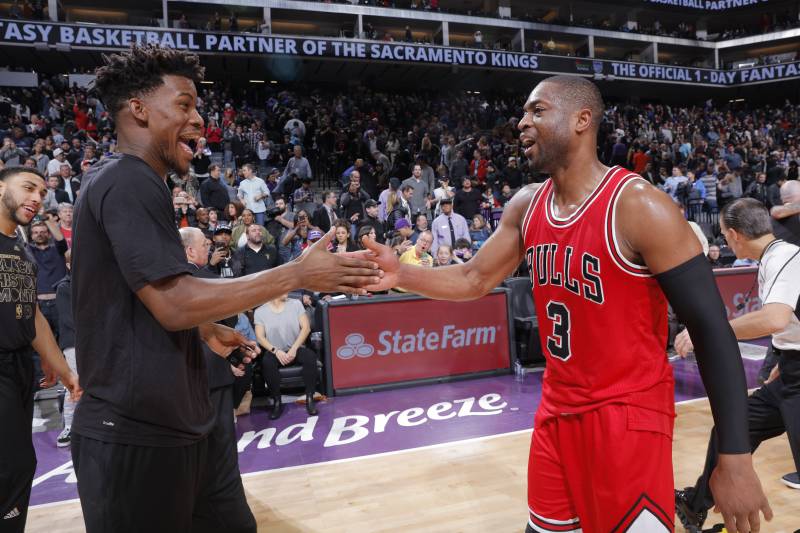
[{"x1": 1, "y1": 0, "x2": 799, "y2": 531}]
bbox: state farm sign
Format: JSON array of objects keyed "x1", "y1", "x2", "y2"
[{"x1": 326, "y1": 291, "x2": 512, "y2": 392}]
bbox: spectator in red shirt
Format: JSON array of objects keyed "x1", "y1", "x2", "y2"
[
  {"x1": 73, "y1": 103, "x2": 90, "y2": 132},
  {"x1": 205, "y1": 118, "x2": 223, "y2": 152},
  {"x1": 632, "y1": 146, "x2": 651, "y2": 175},
  {"x1": 469, "y1": 149, "x2": 489, "y2": 185}
]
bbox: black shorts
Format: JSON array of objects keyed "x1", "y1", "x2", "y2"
[
  {"x1": 72, "y1": 386, "x2": 255, "y2": 533},
  {"x1": 0, "y1": 349, "x2": 36, "y2": 533}
]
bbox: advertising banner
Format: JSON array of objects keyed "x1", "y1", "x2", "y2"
[
  {"x1": 326, "y1": 292, "x2": 512, "y2": 393},
  {"x1": 713, "y1": 266, "x2": 760, "y2": 320},
  {"x1": 1, "y1": 19, "x2": 798, "y2": 87}
]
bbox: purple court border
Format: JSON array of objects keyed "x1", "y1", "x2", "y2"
[{"x1": 28, "y1": 357, "x2": 764, "y2": 507}]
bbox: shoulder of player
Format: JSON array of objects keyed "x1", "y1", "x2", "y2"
[{"x1": 615, "y1": 175, "x2": 689, "y2": 242}]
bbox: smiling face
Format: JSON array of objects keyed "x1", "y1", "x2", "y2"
[
  {"x1": 0, "y1": 171, "x2": 46, "y2": 227},
  {"x1": 135, "y1": 75, "x2": 204, "y2": 175},
  {"x1": 517, "y1": 82, "x2": 573, "y2": 173}
]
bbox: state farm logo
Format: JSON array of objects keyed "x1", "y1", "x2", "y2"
[
  {"x1": 336, "y1": 325, "x2": 498, "y2": 360},
  {"x1": 336, "y1": 333, "x2": 375, "y2": 360}
]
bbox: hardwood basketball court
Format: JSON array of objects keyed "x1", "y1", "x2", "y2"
[{"x1": 26, "y1": 398, "x2": 799, "y2": 532}]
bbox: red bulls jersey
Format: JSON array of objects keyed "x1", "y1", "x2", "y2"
[{"x1": 522, "y1": 166, "x2": 674, "y2": 422}]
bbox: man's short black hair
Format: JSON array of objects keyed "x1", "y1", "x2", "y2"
[
  {"x1": 721, "y1": 198, "x2": 773, "y2": 240},
  {"x1": 0, "y1": 166, "x2": 46, "y2": 183},
  {"x1": 540, "y1": 75, "x2": 604, "y2": 129},
  {"x1": 95, "y1": 44, "x2": 205, "y2": 120}
]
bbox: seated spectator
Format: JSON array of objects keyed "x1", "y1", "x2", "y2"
[
  {"x1": 332, "y1": 220, "x2": 357, "y2": 253},
  {"x1": 434, "y1": 244, "x2": 456, "y2": 267},
  {"x1": 389, "y1": 218, "x2": 414, "y2": 257},
  {"x1": 358, "y1": 199, "x2": 386, "y2": 244},
  {"x1": 399, "y1": 230, "x2": 433, "y2": 267},
  {"x1": 469, "y1": 213, "x2": 491, "y2": 252},
  {"x1": 225, "y1": 201, "x2": 243, "y2": 224},
  {"x1": 280, "y1": 209, "x2": 315, "y2": 262},
  {"x1": 233, "y1": 223, "x2": 279, "y2": 275},
  {"x1": 356, "y1": 225, "x2": 377, "y2": 250},
  {"x1": 231, "y1": 209, "x2": 273, "y2": 249},
  {"x1": 208, "y1": 225, "x2": 241, "y2": 278},
  {"x1": 707, "y1": 244, "x2": 723, "y2": 268},
  {"x1": 254, "y1": 294, "x2": 319, "y2": 419},
  {"x1": 453, "y1": 238, "x2": 474, "y2": 262},
  {"x1": 410, "y1": 213, "x2": 429, "y2": 245}
]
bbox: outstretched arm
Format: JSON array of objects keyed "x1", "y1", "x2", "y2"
[
  {"x1": 363, "y1": 185, "x2": 538, "y2": 300},
  {"x1": 618, "y1": 181, "x2": 771, "y2": 532}
]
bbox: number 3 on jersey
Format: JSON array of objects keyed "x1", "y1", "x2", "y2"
[{"x1": 546, "y1": 301, "x2": 571, "y2": 361}]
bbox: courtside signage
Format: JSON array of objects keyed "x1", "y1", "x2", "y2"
[
  {"x1": 2, "y1": 19, "x2": 799, "y2": 87},
  {"x1": 713, "y1": 267, "x2": 762, "y2": 319},
  {"x1": 327, "y1": 292, "x2": 511, "y2": 391}
]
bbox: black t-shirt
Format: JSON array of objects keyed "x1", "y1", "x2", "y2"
[
  {"x1": 71, "y1": 154, "x2": 213, "y2": 447},
  {"x1": 454, "y1": 188, "x2": 482, "y2": 220},
  {"x1": 773, "y1": 215, "x2": 800, "y2": 247},
  {"x1": 0, "y1": 231, "x2": 37, "y2": 352}
]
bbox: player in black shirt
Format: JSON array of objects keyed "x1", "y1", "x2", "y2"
[
  {"x1": 70, "y1": 46, "x2": 380, "y2": 532},
  {"x1": 0, "y1": 166, "x2": 81, "y2": 532}
]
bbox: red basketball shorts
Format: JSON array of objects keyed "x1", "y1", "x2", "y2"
[{"x1": 527, "y1": 403, "x2": 675, "y2": 532}]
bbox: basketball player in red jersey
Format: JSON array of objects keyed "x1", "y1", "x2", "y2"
[{"x1": 363, "y1": 76, "x2": 772, "y2": 532}]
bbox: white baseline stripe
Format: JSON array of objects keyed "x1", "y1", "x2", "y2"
[{"x1": 29, "y1": 394, "x2": 727, "y2": 510}]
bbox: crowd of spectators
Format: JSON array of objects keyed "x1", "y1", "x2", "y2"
[{"x1": 2, "y1": 73, "x2": 799, "y2": 403}]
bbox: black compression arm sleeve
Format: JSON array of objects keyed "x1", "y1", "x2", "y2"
[{"x1": 656, "y1": 253, "x2": 750, "y2": 454}]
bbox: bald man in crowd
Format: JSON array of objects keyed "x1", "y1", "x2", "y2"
[{"x1": 771, "y1": 180, "x2": 800, "y2": 246}]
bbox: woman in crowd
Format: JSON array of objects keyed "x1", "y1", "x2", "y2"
[
  {"x1": 225, "y1": 201, "x2": 243, "y2": 224},
  {"x1": 469, "y1": 213, "x2": 491, "y2": 252},
  {"x1": 280, "y1": 209, "x2": 316, "y2": 261},
  {"x1": 332, "y1": 220, "x2": 358, "y2": 253},
  {"x1": 231, "y1": 208, "x2": 271, "y2": 249},
  {"x1": 356, "y1": 225, "x2": 377, "y2": 250},
  {"x1": 254, "y1": 294, "x2": 319, "y2": 420},
  {"x1": 31, "y1": 141, "x2": 50, "y2": 175},
  {"x1": 223, "y1": 167, "x2": 239, "y2": 200}
]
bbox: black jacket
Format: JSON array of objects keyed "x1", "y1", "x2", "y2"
[
  {"x1": 312, "y1": 204, "x2": 339, "y2": 233},
  {"x1": 359, "y1": 216, "x2": 387, "y2": 244}
]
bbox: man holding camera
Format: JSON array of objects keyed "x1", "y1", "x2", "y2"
[
  {"x1": 674, "y1": 198, "x2": 800, "y2": 529},
  {"x1": 208, "y1": 225, "x2": 241, "y2": 278}
]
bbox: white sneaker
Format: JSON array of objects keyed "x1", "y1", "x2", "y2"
[
  {"x1": 781, "y1": 472, "x2": 800, "y2": 489},
  {"x1": 56, "y1": 426, "x2": 71, "y2": 448}
]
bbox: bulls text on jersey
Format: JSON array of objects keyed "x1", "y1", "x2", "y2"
[{"x1": 525, "y1": 244, "x2": 604, "y2": 305}]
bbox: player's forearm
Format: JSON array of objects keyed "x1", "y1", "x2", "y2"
[
  {"x1": 155, "y1": 264, "x2": 301, "y2": 330},
  {"x1": 657, "y1": 255, "x2": 750, "y2": 453},
  {"x1": 32, "y1": 309, "x2": 73, "y2": 380},
  {"x1": 396, "y1": 262, "x2": 489, "y2": 301}
]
